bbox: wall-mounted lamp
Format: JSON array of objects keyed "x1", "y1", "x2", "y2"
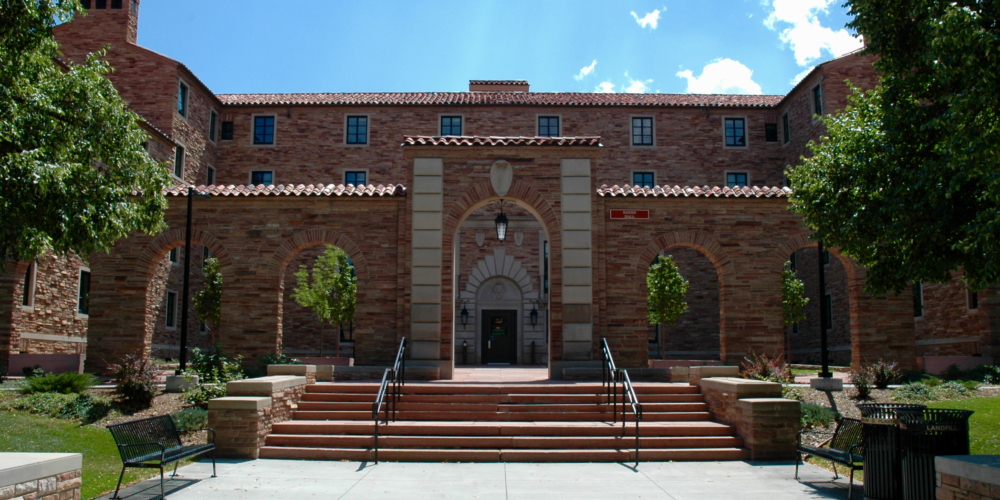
[
  {"x1": 530, "y1": 301, "x2": 539, "y2": 329},
  {"x1": 460, "y1": 301, "x2": 469, "y2": 326},
  {"x1": 495, "y1": 199, "x2": 509, "y2": 242}
]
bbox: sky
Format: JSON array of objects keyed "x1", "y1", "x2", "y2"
[{"x1": 135, "y1": 0, "x2": 862, "y2": 96}]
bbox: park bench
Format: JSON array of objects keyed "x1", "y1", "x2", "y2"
[
  {"x1": 795, "y1": 416, "x2": 864, "y2": 500},
  {"x1": 108, "y1": 414, "x2": 216, "y2": 499}
]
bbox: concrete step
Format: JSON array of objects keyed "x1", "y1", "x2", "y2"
[
  {"x1": 265, "y1": 434, "x2": 743, "y2": 450},
  {"x1": 296, "y1": 401, "x2": 708, "y2": 413},
  {"x1": 299, "y1": 393, "x2": 705, "y2": 404},
  {"x1": 257, "y1": 446, "x2": 751, "y2": 462},
  {"x1": 293, "y1": 410, "x2": 713, "y2": 422},
  {"x1": 305, "y1": 383, "x2": 701, "y2": 396},
  {"x1": 270, "y1": 420, "x2": 737, "y2": 437}
]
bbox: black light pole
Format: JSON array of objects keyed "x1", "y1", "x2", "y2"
[
  {"x1": 818, "y1": 240, "x2": 832, "y2": 378},
  {"x1": 178, "y1": 186, "x2": 211, "y2": 374}
]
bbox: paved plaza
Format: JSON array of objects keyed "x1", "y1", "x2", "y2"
[{"x1": 100, "y1": 458, "x2": 860, "y2": 500}]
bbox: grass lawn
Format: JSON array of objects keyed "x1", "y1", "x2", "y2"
[
  {"x1": 928, "y1": 396, "x2": 1000, "y2": 455},
  {"x1": 0, "y1": 412, "x2": 160, "y2": 499}
]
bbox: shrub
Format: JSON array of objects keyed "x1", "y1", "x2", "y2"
[
  {"x1": 171, "y1": 408, "x2": 209, "y2": 432},
  {"x1": 892, "y1": 380, "x2": 977, "y2": 404},
  {"x1": 183, "y1": 383, "x2": 227, "y2": 409},
  {"x1": 801, "y1": 402, "x2": 839, "y2": 429},
  {"x1": 869, "y1": 359, "x2": 901, "y2": 389},
  {"x1": 246, "y1": 347, "x2": 300, "y2": 379},
  {"x1": 183, "y1": 346, "x2": 244, "y2": 409},
  {"x1": 782, "y1": 384, "x2": 805, "y2": 401},
  {"x1": 22, "y1": 365, "x2": 45, "y2": 378},
  {"x1": 849, "y1": 368, "x2": 874, "y2": 399},
  {"x1": 60, "y1": 393, "x2": 116, "y2": 423},
  {"x1": 21, "y1": 372, "x2": 97, "y2": 394},
  {"x1": 0, "y1": 392, "x2": 116, "y2": 423},
  {"x1": 107, "y1": 352, "x2": 159, "y2": 411},
  {"x1": 741, "y1": 352, "x2": 793, "y2": 383}
]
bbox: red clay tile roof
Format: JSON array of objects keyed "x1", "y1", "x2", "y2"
[
  {"x1": 598, "y1": 184, "x2": 791, "y2": 198},
  {"x1": 402, "y1": 136, "x2": 602, "y2": 147},
  {"x1": 469, "y1": 80, "x2": 528, "y2": 85},
  {"x1": 216, "y1": 92, "x2": 783, "y2": 108},
  {"x1": 165, "y1": 184, "x2": 406, "y2": 197}
]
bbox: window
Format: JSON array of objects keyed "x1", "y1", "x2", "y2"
[
  {"x1": 220, "y1": 121, "x2": 234, "y2": 141},
  {"x1": 633, "y1": 171, "x2": 655, "y2": 188},
  {"x1": 250, "y1": 170, "x2": 273, "y2": 186},
  {"x1": 968, "y1": 289, "x2": 979, "y2": 310},
  {"x1": 165, "y1": 291, "x2": 177, "y2": 328},
  {"x1": 173, "y1": 146, "x2": 184, "y2": 179},
  {"x1": 345, "y1": 171, "x2": 367, "y2": 186},
  {"x1": 632, "y1": 117, "x2": 653, "y2": 146},
  {"x1": 340, "y1": 322, "x2": 354, "y2": 342},
  {"x1": 81, "y1": 0, "x2": 91, "y2": 8},
  {"x1": 726, "y1": 172, "x2": 748, "y2": 188},
  {"x1": 77, "y1": 269, "x2": 91, "y2": 316},
  {"x1": 543, "y1": 241, "x2": 549, "y2": 295},
  {"x1": 765, "y1": 123, "x2": 778, "y2": 143},
  {"x1": 209, "y1": 110, "x2": 218, "y2": 142},
  {"x1": 130, "y1": 0, "x2": 138, "y2": 13},
  {"x1": 111, "y1": 0, "x2": 121, "y2": 8},
  {"x1": 95, "y1": 0, "x2": 106, "y2": 8},
  {"x1": 206, "y1": 166, "x2": 216, "y2": 185},
  {"x1": 791, "y1": 323, "x2": 799, "y2": 335},
  {"x1": 202, "y1": 246, "x2": 211, "y2": 269},
  {"x1": 346, "y1": 115, "x2": 368, "y2": 144},
  {"x1": 813, "y1": 84, "x2": 823, "y2": 117},
  {"x1": 538, "y1": 116, "x2": 560, "y2": 137},
  {"x1": 724, "y1": 118, "x2": 746, "y2": 147},
  {"x1": 22, "y1": 262, "x2": 36, "y2": 308},
  {"x1": 789, "y1": 252, "x2": 796, "y2": 271},
  {"x1": 782, "y1": 113, "x2": 790, "y2": 144},
  {"x1": 253, "y1": 116, "x2": 275, "y2": 145},
  {"x1": 913, "y1": 282, "x2": 923, "y2": 318},
  {"x1": 822, "y1": 250, "x2": 830, "y2": 265},
  {"x1": 169, "y1": 248, "x2": 178, "y2": 264},
  {"x1": 822, "y1": 294, "x2": 832, "y2": 331},
  {"x1": 200, "y1": 321, "x2": 207, "y2": 333},
  {"x1": 440, "y1": 116, "x2": 462, "y2": 136},
  {"x1": 178, "y1": 82, "x2": 188, "y2": 117}
]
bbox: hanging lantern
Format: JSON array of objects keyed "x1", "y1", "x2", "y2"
[
  {"x1": 530, "y1": 302, "x2": 539, "y2": 327},
  {"x1": 460, "y1": 301, "x2": 469, "y2": 326},
  {"x1": 494, "y1": 199, "x2": 509, "y2": 242}
]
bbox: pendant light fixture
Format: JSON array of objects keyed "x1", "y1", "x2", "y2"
[{"x1": 494, "y1": 199, "x2": 509, "y2": 242}]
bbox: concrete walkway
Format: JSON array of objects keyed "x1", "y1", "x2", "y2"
[{"x1": 99, "y1": 459, "x2": 861, "y2": 499}]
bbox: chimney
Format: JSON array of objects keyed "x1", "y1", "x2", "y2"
[
  {"x1": 57, "y1": 0, "x2": 141, "y2": 51},
  {"x1": 469, "y1": 80, "x2": 530, "y2": 92}
]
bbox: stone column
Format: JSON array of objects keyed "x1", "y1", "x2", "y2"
[
  {"x1": 410, "y1": 158, "x2": 446, "y2": 377},
  {"x1": 560, "y1": 159, "x2": 594, "y2": 363}
]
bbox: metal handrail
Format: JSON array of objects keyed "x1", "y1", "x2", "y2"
[
  {"x1": 601, "y1": 337, "x2": 642, "y2": 467},
  {"x1": 372, "y1": 337, "x2": 406, "y2": 464},
  {"x1": 601, "y1": 338, "x2": 617, "y2": 412}
]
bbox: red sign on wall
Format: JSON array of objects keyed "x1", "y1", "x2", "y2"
[{"x1": 609, "y1": 209, "x2": 650, "y2": 220}]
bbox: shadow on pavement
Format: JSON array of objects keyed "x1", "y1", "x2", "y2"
[{"x1": 93, "y1": 477, "x2": 199, "y2": 500}]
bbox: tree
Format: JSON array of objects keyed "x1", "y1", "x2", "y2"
[
  {"x1": 782, "y1": 262, "x2": 808, "y2": 326},
  {"x1": 0, "y1": 0, "x2": 170, "y2": 266},
  {"x1": 193, "y1": 257, "x2": 222, "y2": 345},
  {"x1": 647, "y1": 255, "x2": 689, "y2": 326},
  {"x1": 291, "y1": 245, "x2": 357, "y2": 357},
  {"x1": 788, "y1": 1, "x2": 1000, "y2": 294}
]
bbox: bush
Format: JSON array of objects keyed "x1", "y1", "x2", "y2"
[
  {"x1": 782, "y1": 384, "x2": 805, "y2": 401},
  {"x1": 246, "y1": 347, "x2": 300, "y2": 379},
  {"x1": 22, "y1": 365, "x2": 45, "y2": 378},
  {"x1": 107, "y1": 352, "x2": 159, "y2": 411},
  {"x1": 182, "y1": 383, "x2": 226, "y2": 409},
  {"x1": 850, "y1": 368, "x2": 874, "y2": 399},
  {"x1": 60, "y1": 393, "x2": 116, "y2": 423},
  {"x1": 967, "y1": 365, "x2": 1000, "y2": 385},
  {"x1": 869, "y1": 359, "x2": 901, "y2": 389},
  {"x1": 741, "y1": 352, "x2": 793, "y2": 383},
  {"x1": 801, "y1": 402, "x2": 839, "y2": 429},
  {"x1": 0, "y1": 392, "x2": 116, "y2": 423},
  {"x1": 893, "y1": 380, "x2": 978, "y2": 404},
  {"x1": 21, "y1": 372, "x2": 97, "y2": 395},
  {"x1": 171, "y1": 408, "x2": 208, "y2": 432},
  {"x1": 183, "y1": 346, "x2": 244, "y2": 409}
]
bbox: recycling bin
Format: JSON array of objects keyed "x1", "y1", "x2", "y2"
[
  {"x1": 858, "y1": 403, "x2": 926, "y2": 500},
  {"x1": 897, "y1": 408, "x2": 973, "y2": 500}
]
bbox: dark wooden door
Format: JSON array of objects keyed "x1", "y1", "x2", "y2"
[{"x1": 482, "y1": 310, "x2": 517, "y2": 364}]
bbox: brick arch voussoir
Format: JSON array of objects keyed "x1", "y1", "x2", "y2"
[
  {"x1": 773, "y1": 232, "x2": 858, "y2": 284},
  {"x1": 444, "y1": 179, "x2": 559, "y2": 237},
  {"x1": 138, "y1": 229, "x2": 233, "y2": 277},
  {"x1": 268, "y1": 229, "x2": 369, "y2": 280},
  {"x1": 638, "y1": 232, "x2": 734, "y2": 282}
]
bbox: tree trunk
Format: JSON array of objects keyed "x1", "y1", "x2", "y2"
[
  {"x1": 319, "y1": 324, "x2": 325, "y2": 358},
  {"x1": 336, "y1": 324, "x2": 341, "y2": 358}
]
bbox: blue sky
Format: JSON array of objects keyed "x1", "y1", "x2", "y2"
[{"x1": 135, "y1": 0, "x2": 861, "y2": 96}]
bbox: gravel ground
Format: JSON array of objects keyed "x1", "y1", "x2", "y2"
[{"x1": 91, "y1": 389, "x2": 209, "y2": 445}]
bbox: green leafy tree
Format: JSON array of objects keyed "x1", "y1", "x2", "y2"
[
  {"x1": 782, "y1": 262, "x2": 808, "y2": 326},
  {"x1": 788, "y1": 1, "x2": 1000, "y2": 294},
  {"x1": 647, "y1": 255, "x2": 689, "y2": 326},
  {"x1": 0, "y1": 0, "x2": 170, "y2": 266},
  {"x1": 291, "y1": 245, "x2": 357, "y2": 357},
  {"x1": 193, "y1": 257, "x2": 222, "y2": 345}
]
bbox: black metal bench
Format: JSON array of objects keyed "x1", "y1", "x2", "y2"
[
  {"x1": 108, "y1": 414, "x2": 216, "y2": 499},
  {"x1": 795, "y1": 416, "x2": 864, "y2": 499}
]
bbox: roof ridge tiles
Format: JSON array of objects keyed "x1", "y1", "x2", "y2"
[
  {"x1": 597, "y1": 184, "x2": 790, "y2": 198},
  {"x1": 165, "y1": 184, "x2": 407, "y2": 197}
]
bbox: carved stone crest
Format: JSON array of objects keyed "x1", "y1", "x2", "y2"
[
  {"x1": 475, "y1": 230, "x2": 485, "y2": 247},
  {"x1": 514, "y1": 230, "x2": 523, "y2": 247},
  {"x1": 491, "y1": 282, "x2": 506, "y2": 300},
  {"x1": 490, "y1": 160, "x2": 513, "y2": 196}
]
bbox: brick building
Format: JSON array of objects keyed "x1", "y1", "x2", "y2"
[{"x1": 0, "y1": 0, "x2": 995, "y2": 378}]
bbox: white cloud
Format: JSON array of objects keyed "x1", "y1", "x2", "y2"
[
  {"x1": 764, "y1": 0, "x2": 863, "y2": 66},
  {"x1": 790, "y1": 65, "x2": 816, "y2": 85},
  {"x1": 676, "y1": 59, "x2": 763, "y2": 94},
  {"x1": 574, "y1": 60, "x2": 597, "y2": 81},
  {"x1": 630, "y1": 9, "x2": 661, "y2": 29},
  {"x1": 595, "y1": 81, "x2": 616, "y2": 93}
]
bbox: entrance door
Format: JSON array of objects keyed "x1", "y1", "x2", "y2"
[{"x1": 482, "y1": 310, "x2": 517, "y2": 364}]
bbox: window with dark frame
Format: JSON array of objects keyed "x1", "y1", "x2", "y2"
[
  {"x1": 969, "y1": 289, "x2": 979, "y2": 310},
  {"x1": 78, "y1": 270, "x2": 90, "y2": 315},
  {"x1": 206, "y1": 166, "x2": 215, "y2": 186},
  {"x1": 178, "y1": 82, "x2": 188, "y2": 117},
  {"x1": 538, "y1": 116, "x2": 560, "y2": 137},
  {"x1": 111, "y1": 0, "x2": 122, "y2": 9},
  {"x1": 632, "y1": 117, "x2": 653, "y2": 146},
  {"x1": 203, "y1": 246, "x2": 211, "y2": 269},
  {"x1": 130, "y1": 0, "x2": 137, "y2": 13},
  {"x1": 22, "y1": 262, "x2": 34, "y2": 307},
  {"x1": 822, "y1": 294, "x2": 832, "y2": 331},
  {"x1": 726, "y1": 172, "x2": 748, "y2": 188},
  {"x1": 210, "y1": 110, "x2": 218, "y2": 141},
  {"x1": 339, "y1": 322, "x2": 354, "y2": 342},
  {"x1": 169, "y1": 248, "x2": 178, "y2": 264},
  {"x1": 782, "y1": 113, "x2": 790, "y2": 144},
  {"x1": 914, "y1": 282, "x2": 923, "y2": 318},
  {"x1": 220, "y1": 121, "x2": 234, "y2": 140},
  {"x1": 165, "y1": 291, "x2": 177, "y2": 328},
  {"x1": 633, "y1": 172, "x2": 655, "y2": 188},
  {"x1": 95, "y1": 0, "x2": 106, "y2": 8},
  {"x1": 346, "y1": 116, "x2": 368, "y2": 144},
  {"x1": 250, "y1": 171, "x2": 273, "y2": 186},
  {"x1": 724, "y1": 118, "x2": 746, "y2": 147},
  {"x1": 813, "y1": 84, "x2": 823, "y2": 116},
  {"x1": 765, "y1": 123, "x2": 778, "y2": 142},
  {"x1": 174, "y1": 146, "x2": 184, "y2": 178},
  {"x1": 789, "y1": 252, "x2": 797, "y2": 271},
  {"x1": 81, "y1": 0, "x2": 91, "y2": 8},
  {"x1": 200, "y1": 321, "x2": 207, "y2": 333},
  {"x1": 253, "y1": 116, "x2": 274, "y2": 145},
  {"x1": 823, "y1": 250, "x2": 830, "y2": 265},
  {"x1": 543, "y1": 241, "x2": 549, "y2": 295},
  {"x1": 345, "y1": 171, "x2": 367, "y2": 186},
  {"x1": 440, "y1": 116, "x2": 462, "y2": 136}
]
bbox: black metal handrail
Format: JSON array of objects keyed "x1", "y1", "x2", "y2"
[
  {"x1": 372, "y1": 337, "x2": 406, "y2": 463},
  {"x1": 601, "y1": 337, "x2": 642, "y2": 467}
]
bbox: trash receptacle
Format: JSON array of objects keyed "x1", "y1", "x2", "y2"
[
  {"x1": 858, "y1": 403, "x2": 926, "y2": 500},
  {"x1": 897, "y1": 408, "x2": 974, "y2": 500}
]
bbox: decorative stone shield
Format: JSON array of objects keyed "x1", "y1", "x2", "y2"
[
  {"x1": 514, "y1": 230, "x2": 523, "y2": 247},
  {"x1": 475, "y1": 230, "x2": 485, "y2": 247},
  {"x1": 490, "y1": 160, "x2": 513, "y2": 196}
]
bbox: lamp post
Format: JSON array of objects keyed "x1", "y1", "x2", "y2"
[
  {"x1": 494, "y1": 199, "x2": 508, "y2": 242},
  {"x1": 178, "y1": 185, "x2": 212, "y2": 374},
  {"x1": 817, "y1": 240, "x2": 831, "y2": 379}
]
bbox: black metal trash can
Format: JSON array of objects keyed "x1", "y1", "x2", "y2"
[
  {"x1": 897, "y1": 408, "x2": 974, "y2": 500},
  {"x1": 858, "y1": 404, "x2": 926, "y2": 500}
]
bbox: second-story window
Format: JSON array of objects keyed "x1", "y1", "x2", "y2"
[
  {"x1": 346, "y1": 116, "x2": 368, "y2": 144},
  {"x1": 440, "y1": 116, "x2": 462, "y2": 136},
  {"x1": 77, "y1": 269, "x2": 91, "y2": 316},
  {"x1": 633, "y1": 172, "x2": 655, "y2": 188},
  {"x1": 206, "y1": 166, "x2": 216, "y2": 185},
  {"x1": 178, "y1": 82, "x2": 188, "y2": 117},
  {"x1": 724, "y1": 118, "x2": 746, "y2": 147},
  {"x1": 765, "y1": 123, "x2": 778, "y2": 142},
  {"x1": 22, "y1": 262, "x2": 35, "y2": 308},
  {"x1": 813, "y1": 84, "x2": 823, "y2": 116},
  {"x1": 250, "y1": 170, "x2": 273, "y2": 186},
  {"x1": 632, "y1": 117, "x2": 653, "y2": 146},
  {"x1": 782, "y1": 113, "x2": 790, "y2": 144},
  {"x1": 221, "y1": 121, "x2": 234, "y2": 141},
  {"x1": 538, "y1": 116, "x2": 560, "y2": 137},
  {"x1": 165, "y1": 291, "x2": 177, "y2": 328},
  {"x1": 253, "y1": 116, "x2": 274, "y2": 145},
  {"x1": 209, "y1": 110, "x2": 218, "y2": 142},
  {"x1": 345, "y1": 171, "x2": 367, "y2": 186},
  {"x1": 726, "y1": 172, "x2": 748, "y2": 188},
  {"x1": 174, "y1": 146, "x2": 184, "y2": 179}
]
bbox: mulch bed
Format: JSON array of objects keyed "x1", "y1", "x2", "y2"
[{"x1": 88, "y1": 389, "x2": 209, "y2": 445}]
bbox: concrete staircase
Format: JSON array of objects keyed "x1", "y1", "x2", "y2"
[{"x1": 260, "y1": 382, "x2": 750, "y2": 462}]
